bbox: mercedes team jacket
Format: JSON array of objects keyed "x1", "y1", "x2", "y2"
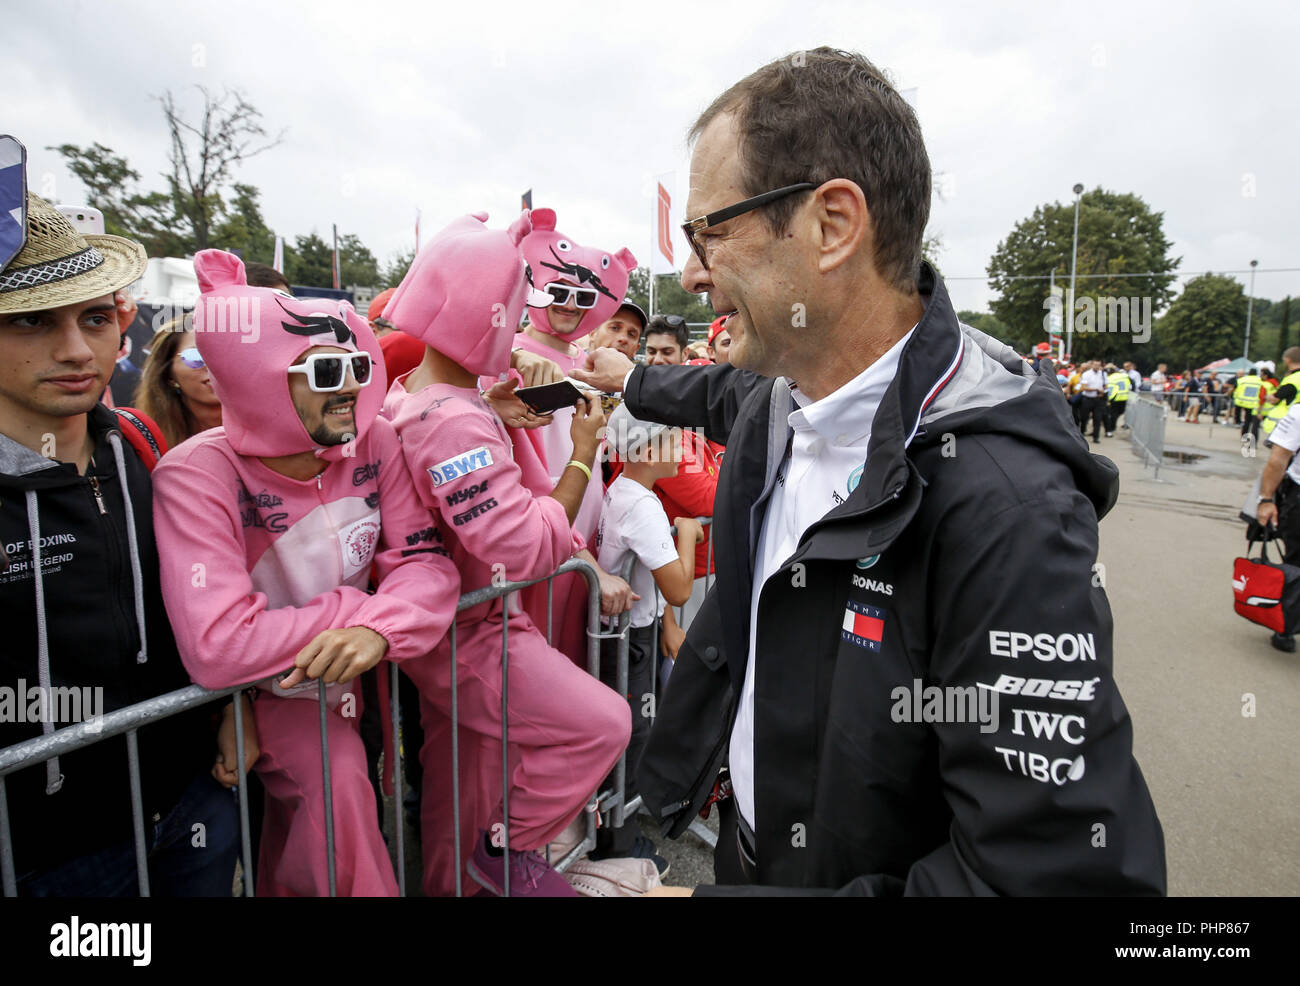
[{"x1": 629, "y1": 264, "x2": 1167, "y2": 896}]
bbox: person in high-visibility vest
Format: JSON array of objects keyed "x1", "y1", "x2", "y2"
[
  {"x1": 1262, "y1": 347, "x2": 1300, "y2": 435},
  {"x1": 1235, "y1": 366, "x2": 1266, "y2": 444},
  {"x1": 1105, "y1": 363, "x2": 1130, "y2": 435}
]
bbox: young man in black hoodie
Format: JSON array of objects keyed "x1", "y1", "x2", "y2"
[
  {"x1": 0, "y1": 193, "x2": 241, "y2": 895},
  {"x1": 575, "y1": 49, "x2": 1165, "y2": 896}
]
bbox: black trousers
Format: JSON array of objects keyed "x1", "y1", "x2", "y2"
[
  {"x1": 1080, "y1": 396, "x2": 1105, "y2": 440},
  {"x1": 1277, "y1": 476, "x2": 1300, "y2": 567},
  {"x1": 595, "y1": 622, "x2": 656, "y2": 856},
  {"x1": 714, "y1": 796, "x2": 758, "y2": 885}
]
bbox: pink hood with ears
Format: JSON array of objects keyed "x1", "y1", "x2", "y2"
[
  {"x1": 191, "y1": 248, "x2": 387, "y2": 462},
  {"x1": 521, "y1": 208, "x2": 637, "y2": 341},
  {"x1": 382, "y1": 211, "x2": 551, "y2": 376}
]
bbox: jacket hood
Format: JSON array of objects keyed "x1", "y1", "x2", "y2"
[
  {"x1": 191, "y1": 249, "x2": 386, "y2": 461},
  {"x1": 900, "y1": 265, "x2": 1119, "y2": 519},
  {"x1": 383, "y1": 211, "x2": 550, "y2": 375},
  {"x1": 520, "y1": 208, "x2": 637, "y2": 341}
]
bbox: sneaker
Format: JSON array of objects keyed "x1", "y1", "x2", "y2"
[
  {"x1": 589, "y1": 832, "x2": 670, "y2": 879},
  {"x1": 1270, "y1": 632, "x2": 1295, "y2": 653},
  {"x1": 628, "y1": 834, "x2": 670, "y2": 880},
  {"x1": 468, "y1": 835, "x2": 578, "y2": 897},
  {"x1": 1105, "y1": 431, "x2": 1114, "y2": 437}
]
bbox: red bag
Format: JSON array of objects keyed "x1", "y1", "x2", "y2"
[
  {"x1": 1232, "y1": 536, "x2": 1300, "y2": 633},
  {"x1": 111, "y1": 406, "x2": 169, "y2": 472}
]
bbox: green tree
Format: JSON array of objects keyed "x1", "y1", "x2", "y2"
[
  {"x1": 1276, "y1": 297, "x2": 1292, "y2": 365},
  {"x1": 159, "y1": 86, "x2": 284, "y2": 250},
  {"x1": 381, "y1": 247, "x2": 416, "y2": 288},
  {"x1": 47, "y1": 142, "x2": 190, "y2": 257},
  {"x1": 338, "y1": 233, "x2": 381, "y2": 287},
  {"x1": 624, "y1": 267, "x2": 716, "y2": 326},
  {"x1": 284, "y1": 232, "x2": 334, "y2": 288},
  {"x1": 211, "y1": 183, "x2": 275, "y2": 264},
  {"x1": 986, "y1": 188, "x2": 1180, "y2": 358},
  {"x1": 1157, "y1": 273, "x2": 1249, "y2": 369}
]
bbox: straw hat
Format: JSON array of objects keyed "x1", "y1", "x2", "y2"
[{"x1": 0, "y1": 193, "x2": 147, "y2": 314}]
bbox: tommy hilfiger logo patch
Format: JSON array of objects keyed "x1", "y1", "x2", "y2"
[{"x1": 841, "y1": 600, "x2": 885, "y2": 652}]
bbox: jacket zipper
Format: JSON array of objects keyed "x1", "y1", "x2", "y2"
[{"x1": 88, "y1": 476, "x2": 107, "y2": 515}]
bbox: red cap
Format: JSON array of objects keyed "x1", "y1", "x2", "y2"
[
  {"x1": 708, "y1": 315, "x2": 728, "y2": 345},
  {"x1": 685, "y1": 357, "x2": 713, "y2": 366},
  {"x1": 369, "y1": 287, "x2": 397, "y2": 325},
  {"x1": 1034, "y1": 341, "x2": 1051, "y2": 355}
]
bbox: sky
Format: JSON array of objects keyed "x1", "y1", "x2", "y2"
[{"x1": 5, "y1": 0, "x2": 1298, "y2": 316}]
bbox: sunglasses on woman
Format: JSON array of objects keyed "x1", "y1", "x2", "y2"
[
  {"x1": 176, "y1": 347, "x2": 206, "y2": 370},
  {"x1": 545, "y1": 282, "x2": 599, "y2": 309},
  {"x1": 287, "y1": 352, "x2": 374, "y2": 393}
]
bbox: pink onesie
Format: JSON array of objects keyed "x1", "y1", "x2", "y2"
[
  {"x1": 513, "y1": 211, "x2": 638, "y2": 665},
  {"x1": 381, "y1": 212, "x2": 630, "y2": 896},
  {"x1": 153, "y1": 250, "x2": 460, "y2": 896}
]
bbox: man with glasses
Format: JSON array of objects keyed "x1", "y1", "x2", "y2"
[
  {"x1": 575, "y1": 47, "x2": 1164, "y2": 896},
  {"x1": 152, "y1": 249, "x2": 461, "y2": 895}
]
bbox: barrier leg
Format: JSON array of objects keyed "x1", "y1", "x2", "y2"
[
  {"x1": 318, "y1": 680, "x2": 336, "y2": 898},
  {"x1": 450, "y1": 621, "x2": 461, "y2": 898},
  {"x1": 125, "y1": 729, "x2": 150, "y2": 897},
  {"x1": 389, "y1": 661, "x2": 405, "y2": 897},
  {"x1": 500, "y1": 605, "x2": 510, "y2": 897},
  {"x1": 0, "y1": 777, "x2": 15, "y2": 897},
  {"x1": 232, "y1": 695, "x2": 255, "y2": 897}
]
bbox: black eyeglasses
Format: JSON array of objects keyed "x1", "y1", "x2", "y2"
[{"x1": 681, "y1": 182, "x2": 818, "y2": 270}]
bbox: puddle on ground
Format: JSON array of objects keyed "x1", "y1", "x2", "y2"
[{"x1": 1162, "y1": 449, "x2": 1207, "y2": 464}]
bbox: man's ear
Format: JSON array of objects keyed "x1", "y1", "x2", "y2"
[{"x1": 814, "y1": 179, "x2": 869, "y2": 275}]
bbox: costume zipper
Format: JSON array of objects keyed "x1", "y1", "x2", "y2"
[{"x1": 88, "y1": 476, "x2": 107, "y2": 515}]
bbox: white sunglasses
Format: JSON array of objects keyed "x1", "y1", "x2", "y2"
[
  {"x1": 288, "y1": 352, "x2": 374, "y2": 393},
  {"x1": 544, "y1": 282, "x2": 600, "y2": 309}
]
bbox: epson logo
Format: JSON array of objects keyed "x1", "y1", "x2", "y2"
[
  {"x1": 988, "y1": 630, "x2": 1097, "y2": 662},
  {"x1": 851, "y1": 573, "x2": 893, "y2": 596}
]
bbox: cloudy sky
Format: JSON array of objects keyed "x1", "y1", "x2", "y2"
[{"x1": 6, "y1": 0, "x2": 1297, "y2": 315}]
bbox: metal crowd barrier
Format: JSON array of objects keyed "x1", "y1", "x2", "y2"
[
  {"x1": 0, "y1": 556, "x2": 608, "y2": 898},
  {"x1": 1125, "y1": 396, "x2": 1168, "y2": 480}
]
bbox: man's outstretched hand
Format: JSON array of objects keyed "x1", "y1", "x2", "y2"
[{"x1": 571, "y1": 346, "x2": 635, "y2": 395}]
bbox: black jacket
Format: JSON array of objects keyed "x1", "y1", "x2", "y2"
[
  {"x1": 628, "y1": 265, "x2": 1166, "y2": 895},
  {"x1": 0, "y1": 403, "x2": 214, "y2": 877}
]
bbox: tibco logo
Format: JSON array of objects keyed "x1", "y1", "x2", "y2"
[{"x1": 995, "y1": 746, "x2": 1086, "y2": 786}]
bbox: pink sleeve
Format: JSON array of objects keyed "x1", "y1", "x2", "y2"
[
  {"x1": 411, "y1": 405, "x2": 576, "y2": 582},
  {"x1": 350, "y1": 420, "x2": 461, "y2": 661},
  {"x1": 152, "y1": 447, "x2": 377, "y2": 690}
]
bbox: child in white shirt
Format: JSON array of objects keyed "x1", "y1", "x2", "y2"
[{"x1": 592, "y1": 406, "x2": 703, "y2": 864}]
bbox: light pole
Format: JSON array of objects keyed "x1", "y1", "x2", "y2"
[
  {"x1": 1243, "y1": 259, "x2": 1259, "y2": 359},
  {"x1": 1067, "y1": 183, "x2": 1084, "y2": 361}
]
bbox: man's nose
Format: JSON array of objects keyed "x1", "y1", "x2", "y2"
[
  {"x1": 681, "y1": 249, "x2": 711, "y2": 296},
  {"x1": 50, "y1": 315, "x2": 97, "y2": 365}
]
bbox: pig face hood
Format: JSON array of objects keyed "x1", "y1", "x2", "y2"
[
  {"x1": 383, "y1": 211, "x2": 553, "y2": 376},
  {"x1": 191, "y1": 249, "x2": 386, "y2": 461},
  {"x1": 521, "y1": 208, "x2": 637, "y2": 341}
]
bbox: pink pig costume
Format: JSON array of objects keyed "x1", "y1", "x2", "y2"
[
  {"x1": 512, "y1": 209, "x2": 637, "y2": 665},
  {"x1": 152, "y1": 250, "x2": 460, "y2": 896},
  {"x1": 381, "y1": 212, "x2": 630, "y2": 896}
]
